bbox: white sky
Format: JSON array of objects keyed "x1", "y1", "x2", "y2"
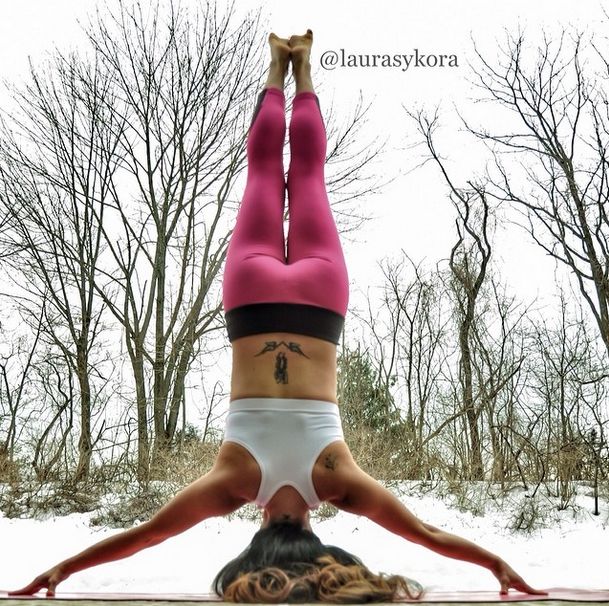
[{"x1": 1, "y1": 0, "x2": 605, "y2": 319}]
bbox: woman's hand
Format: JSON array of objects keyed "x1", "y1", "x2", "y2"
[
  {"x1": 491, "y1": 559, "x2": 547, "y2": 596},
  {"x1": 8, "y1": 565, "x2": 71, "y2": 597}
]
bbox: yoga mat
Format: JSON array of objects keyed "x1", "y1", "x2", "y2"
[{"x1": 0, "y1": 588, "x2": 608, "y2": 603}]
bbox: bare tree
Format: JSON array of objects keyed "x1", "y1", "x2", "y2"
[
  {"x1": 472, "y1": 278, "x2": 530, "y2": 485},
  {"x1": 322, "y1": 91, "x2": 390, "y2": 235},
  {"x1": 527, "y1": 290, "x2": 598, "y2": 509},
  {"x1": 389, "y1": 30, "x2": 609, "y2": 497},
  {"x1": 448, "y1": 194, "x2": 492, "y2": 480},
  {"x1": 82, "y1": 0, "x2": 259, "y2": 477},
  {"x1": 407, "y1": 108, "x2": 494, "y2": 480},
  {"x1": 356, "y1": 254, "x2": 450, "y2": 475},
  {"x1": 0, "y1": 50, "x2": 118, "y2": 482},
  {"x1": 30, "y1": 351, "x2": 75, "y2": 482},
  {"x1": 464, "y1": 28, "x2": 609, "y2": 359},
  {"x1": 0, "y1": 306, "x2": 44, "y2": 471}
]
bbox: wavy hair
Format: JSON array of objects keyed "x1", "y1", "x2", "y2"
[{"x1": 213, "y1": 521, "x2": 423, "y2": 603}]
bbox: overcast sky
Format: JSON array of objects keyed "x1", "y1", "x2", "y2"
[{"x1": 1, "y1": 0, "x2": 606, "y2": 318}]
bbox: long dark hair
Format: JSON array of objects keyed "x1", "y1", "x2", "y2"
[{"x1": 213, "y1": 521, "x2": 423, "y2": 603}]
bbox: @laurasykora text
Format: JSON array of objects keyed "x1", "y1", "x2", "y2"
[{"x1": 320, "y1": 48, "x2": 458, "y2": 71}]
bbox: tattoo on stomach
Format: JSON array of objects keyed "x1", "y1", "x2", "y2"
[{"x1": 254, "y1": 341, "x2": 310, "y2": 385}]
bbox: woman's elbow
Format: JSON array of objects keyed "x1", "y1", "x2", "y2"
[
  {"x1": 422, "y1": 521, "x2": 441, "y2": 534},
  {"x1": 136, "y1": 521, "x2": 167, "y2": 548},
  {"x1": 405, "y1": 522, "x2": 439, "y2": 548}
]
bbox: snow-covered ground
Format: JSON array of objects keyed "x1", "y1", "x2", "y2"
[{"x1": 1, "y1": 484, "x2": 608, "y2": 595}]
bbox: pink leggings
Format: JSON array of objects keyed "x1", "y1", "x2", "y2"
[{"x1": 222, "y1": 88, "x2": 349, "y2": 317}]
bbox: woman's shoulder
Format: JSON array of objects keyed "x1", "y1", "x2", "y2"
[
  {"x1": 312, "y1": 440, "x2": 358, "y2": 504},
  {"x1": 214, "y1": 441, "x2": 262, "y2": 502}
]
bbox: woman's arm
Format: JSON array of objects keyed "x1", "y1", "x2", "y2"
[
  {"x1": 9, "y1": 467, "x2": 245, "y2": 596},
  {"x1": 332, "y1": 465, "x2": 546, "y2": 595}
]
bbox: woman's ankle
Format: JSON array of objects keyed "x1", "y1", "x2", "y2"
[
  {"x1": 292, "y1": 62, "x2": 314, "y2": 94},
  {"x1": 263, "y1": 86, "x2": 286, "y2": 98}
]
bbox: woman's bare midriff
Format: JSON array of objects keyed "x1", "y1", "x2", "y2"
[{"x1": 229, "y1": 331, "x2": 338, "y2": 404}]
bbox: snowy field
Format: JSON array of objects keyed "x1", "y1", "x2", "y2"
[{"x1": 1, "y1": 483, "x2": 608, "y2": 595}]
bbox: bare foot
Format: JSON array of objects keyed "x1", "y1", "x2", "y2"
[
  {"x1": 269, "y1": 32, "x2": 291, "y2": 71},
  {"x1": 289, "y1": 29, "x2": 313, "y2": 67}
]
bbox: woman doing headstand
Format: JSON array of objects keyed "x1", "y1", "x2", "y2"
[{"x1": 9, "y1": 30, "x2": 545, "y2": 603}]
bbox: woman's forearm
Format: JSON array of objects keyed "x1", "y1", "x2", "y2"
[
  {"x1": 59, "y1": 523, "x2": 158, "y2": 575},
  {"x1": 421, "y1": 523, "x2": 503, "y2": 571},
  {"x1": 420, "y1": 523, "x2": 545, "y2": 595}
]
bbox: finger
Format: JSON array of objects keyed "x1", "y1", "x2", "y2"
[
  {"x1": 8, "y1": 582, "x2": 43, "y2": 596},
  {"x1": 47, "y1": 582, "x2": 56, "y2": 597},
  {"x1": 511, "y1": 576, "x2": 543, "y2": 595},
  {"x1": 519, "y1": 582, "x2": 548, "y2": 596},
  {"x1": 510, "y1": 577, "x2": 548, "y2": 596}
]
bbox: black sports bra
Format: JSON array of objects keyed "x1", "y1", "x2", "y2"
[{"x1": 225, "y1": 302, "x2": 344, "y2": 345}]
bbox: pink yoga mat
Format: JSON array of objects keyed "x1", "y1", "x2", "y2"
[{"x1": 1, "y1": 588, "x2": 608, "y2": 602}]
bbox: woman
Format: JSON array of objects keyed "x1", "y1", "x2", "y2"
[{"x1": 9, "y1": 30, "x2": 545, "y2": 602}]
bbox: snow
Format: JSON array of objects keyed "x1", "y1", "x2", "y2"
[{"x1": 1, "y1": 483, "x2": 608, "y2": 595}]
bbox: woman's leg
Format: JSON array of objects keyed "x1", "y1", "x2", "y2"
[
  {"x1": 222, "y1": 36, "x2": 290, "y2": 312},
  {"x1": 285, "y1": 31, "x2": 349, "y2": 316}
]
